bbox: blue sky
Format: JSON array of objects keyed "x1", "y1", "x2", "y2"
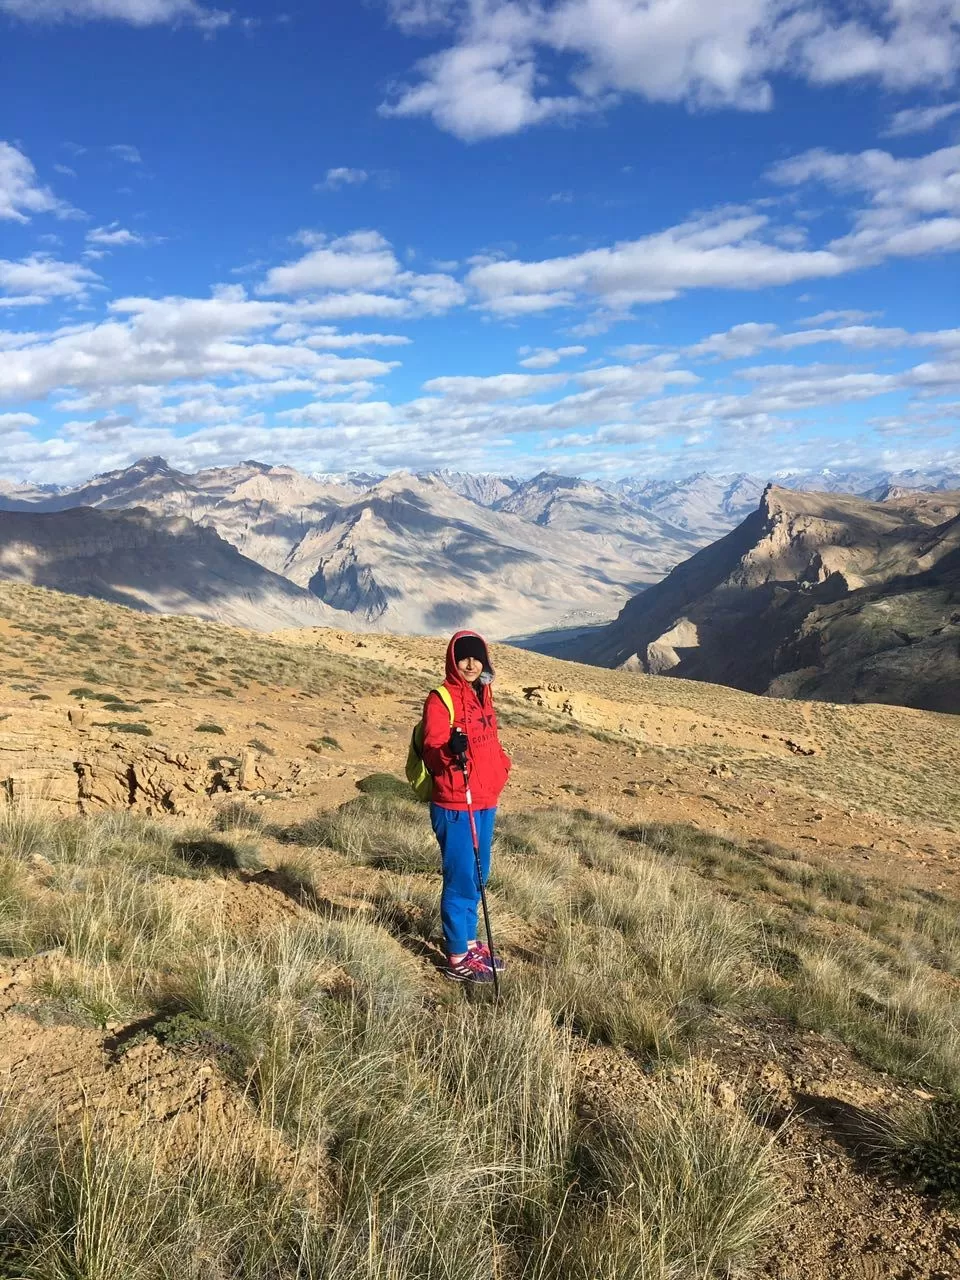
[{"x1": 1, "y1": 0, "x2": 959, "y2": 485}]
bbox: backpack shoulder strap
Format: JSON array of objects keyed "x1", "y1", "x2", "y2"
[{"x1": 433, "y1": 685, "x2": 455, "y2": 724}]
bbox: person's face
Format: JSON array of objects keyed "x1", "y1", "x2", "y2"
[{"x1": 456, "y1": 655, "x2": 483, "y2": 682}]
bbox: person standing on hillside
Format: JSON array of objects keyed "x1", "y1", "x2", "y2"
[{"x1": 421, "y1": 630, "x2": 512, "y2": 983}]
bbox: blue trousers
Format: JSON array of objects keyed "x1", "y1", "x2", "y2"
[{"x1": 430, "y1": 803, "x2": 496, "y2": 957}]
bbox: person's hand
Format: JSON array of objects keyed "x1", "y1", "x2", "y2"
[{"x1": 448, "y1": 728, "x2": 469, "y2": 758}]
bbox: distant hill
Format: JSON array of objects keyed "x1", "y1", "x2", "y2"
[
  {"x1": 278, "y1": 471, "x2": 693, "y2": 636},
  {"x1": 0, "y1": 456, "x2": 356, "y2": 576},
  {"x1": 572, "y1": 485, "x2": 960, "y2": 714},
  {"x1": 426, "y1": 470, "x2": 520, "y2": 507},
  {"x1": 611, "y1": 472, "x2": 766, "y2": 540},
  {"x1": 0, "y1": 506, "x2": 343, "y2": 631}
]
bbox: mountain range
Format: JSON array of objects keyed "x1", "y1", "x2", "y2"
[
  {"x1": 1, "y1": 457, "x2": 959, "y2": 712},
  {"x1": 0, "y1": 458, "x2": 706, "y2": 638}
]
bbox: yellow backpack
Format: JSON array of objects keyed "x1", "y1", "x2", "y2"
[{"x1": 405, "y1": 686, "x2": 455, "y2": 802}]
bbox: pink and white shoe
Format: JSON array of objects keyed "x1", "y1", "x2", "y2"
[
  {"x1": 444, "y1": 950, "x2": 494, "y2": 983},
  {"x1": 469, "y1": 941, "x2": 505, "y2": 973}
]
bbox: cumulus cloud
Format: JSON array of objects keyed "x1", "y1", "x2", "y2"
[
  {"x1": 0, "y1": 0, "x2": 229, "y2": 29},
  {"x1": 302, "y1": 329, "x2": 412, "y2": 348},
  {"x1": 771, "y1": 142, "x2": 960, "y2": 262},
  {"x1": 685, "y1": 319, "x2": 960, "y2": 360},
  {"x1": 517, "y1": 344, "x2": 587, "y2": 368},
  {"x1": 465, "y1": 145, "x2": 960, "y2": 321},
  {"x1": 381, "y1": 0, "x2": 960, "y2": 141},
  {"x1": 6, "y1": 318, "x2": 960, "y2": 484},
  {"x1": 258, "y1": 230, "x2": 467, "y2": 315},
  {"x1": 0, "y1": 142, "x2": 81, "y2": 223},
  {"x1": 800, "y1": 308, "x2": 882, "y2": 324},
  {"x1": 0, "y1": 413, "x2": 41, "y2": 429},
  {"x1": 423, "y1": 371, "x2": 569, "y2": 401},
  {"x1": 319, "y1": 167, "x2": 369, "y2": 190},
  {"x1": 0, "y1": 286, "x2": 406, "y2": 404},
  {"x1": 0, "y1": 254, "x2": 100, "y2": 304},
  {"x1": 467, "y1": 210, "x2": 846, "y2": 316},
  {"x1": 86, "y1": 222, "x2": 149, "y2": 248},
  {"x1": 770, "y1": 144, "x2": 960, "y2": 216}
]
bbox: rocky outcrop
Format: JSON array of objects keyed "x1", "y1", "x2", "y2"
[
  {"x1": 574, "y1": 486, "x2": 960, "y2": 714},
  {"x1": 0, "y1": 703, "x2": 344, "y2": 816}
]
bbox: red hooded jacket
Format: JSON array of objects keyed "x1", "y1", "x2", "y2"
[{"x1": 421, "y1": 630, "x2": 511, "y2": 810}]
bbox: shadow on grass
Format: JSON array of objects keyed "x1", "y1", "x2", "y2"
[{"x1": 173, "y1": 836, "x2": 261, "y2": 872}]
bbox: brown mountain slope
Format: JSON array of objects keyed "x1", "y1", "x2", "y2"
[
  {"x1": 0, "y1": 506, "x2": 343, "y2": 631},
  {"x1": 573, "y1": 485, "x2": 960, "y2": 713}
]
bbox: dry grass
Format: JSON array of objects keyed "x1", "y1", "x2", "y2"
[{"x1": 0, "y1": 797, "x2": 790, "y2": 1277}]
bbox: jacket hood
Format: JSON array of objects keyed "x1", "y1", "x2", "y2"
[{"x1": 445, "y1": 630, "x2": 495, "y2": 685}]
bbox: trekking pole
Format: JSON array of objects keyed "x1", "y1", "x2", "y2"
[{"x1": 456, "y1": 750, "x2": 500, "y2": 1001}]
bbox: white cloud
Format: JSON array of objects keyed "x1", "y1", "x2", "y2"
[
  {"x1": 0, "y1": 254, "x2": 100, "y2": 303},
  {"x1": 86, "y1": 222, "x2": 148, "y2": 247},
  {"x1": 0, "y1": 141, "x2": 80, "y2": 223},
  {"x1": 6, "y1": 320, "x2": 960, "y2": 485},
  {"x1": 258, "y1": 230, "x2": 466, "y2": 315},
  {"x1": 800, "y1": 308, "x2": 882, "y2": 324},
  {"x1": 380, "y1": 25, "x2": 591, "y2": 141},
  {"x1": 0, "y1": 287, "x2": 405, "y2": 404},
  {"x1": 468, "y1": 211, "x2": 846, "y2": 316},
  {"x1": 109, "y1": 144, "x2": 143, "y2": 163},
  {"x1": 609, "y1": 342, "x2": 660, "y2": 359},
  {"x1": 303, "y1": 329, "x2": 412, "y2": 349},
  {"x1": 423, "y1": 372, "x2": 569, "y2": 401},
  {"x1": 0, "y1": 0, "x2": 229, "y2": 29},
  {"x1": 771, "y1": 142, "x2": 960, "y2": 263},
  {"x1": 387, "y1": 0, "x2": 456, "y2": 31},
  {"x1": 517, "y1": 344, "x2": 587, "y2": 367},
  {"x1": 381, "y1": 0, "x2": 960, "y2": 141},
  {"x1": 0, "y1": 413, "x2": 40, "y2": 429},
  {"x1": 687, "y1": 322, "x2": 780, "y2": 359},
  {"x1": 465, "y1": 145, "x2": 960, "y2": 322},
  {"x1": 483, "y1": 290, "x2": 577, "y2": 315},
  {"x1": 883, "y1": 101, "x2": 960, "y2": 137},
  {"x1": 770, "y1": 144, "x2": 960, "y2": 217},
  {"x1": 684, "y1": 319, "x2": 960, "y2": 360},
  {"x1": 319, "y1": 167, "x2": 369, "y2": 190}
]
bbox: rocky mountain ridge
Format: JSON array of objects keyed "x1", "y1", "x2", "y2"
[{"x1": 574, "y1": 484, "x2": 960, "y2": 713}]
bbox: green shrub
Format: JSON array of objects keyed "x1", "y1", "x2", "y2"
[
  {"x1": 196, "y1": 723, "x2": 226, "y2": 735},
  {"x1": 355, "y1": 772, "x2": 408, "y2": 798},
  {"x1": 872, "y1": 1096, "x2": 960, "y2": 1199}
]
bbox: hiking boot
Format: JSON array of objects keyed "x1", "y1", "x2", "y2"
[
  {"x1": 444, "y1": 951, "x2": 494, "y2": 983},
  {"x1": 469, "y1": 941, "x2": 505, "y2": 973}
]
